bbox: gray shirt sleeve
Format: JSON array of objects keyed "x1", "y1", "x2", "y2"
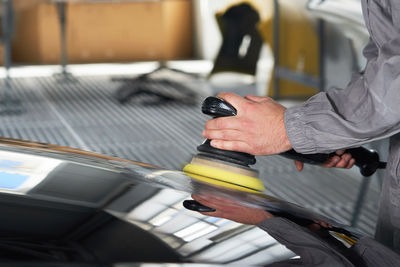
[
  {"x1": 257, "y1": 217, "x2": 354, "y2": 266},
  {"x1": 284, "y1": 35, "x2": 400, "y2": 154},
  {"x1": 258, "y1": 218, "x2": 400, "y2": 267},
  {"x1": 350, "y1": 236, "x2": 400, "y2": 266}
]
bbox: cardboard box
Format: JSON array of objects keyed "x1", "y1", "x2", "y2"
[
  {"x1": 12, "y1": 0, "x2": 193, "y2": 64},
  {"x1": 0, "y1": 0, "x2": 47, "y2": 14}
]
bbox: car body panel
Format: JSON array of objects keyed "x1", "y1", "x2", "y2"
[{"x1": 0, "y1": 137, "x2": 359, "y2": 265}]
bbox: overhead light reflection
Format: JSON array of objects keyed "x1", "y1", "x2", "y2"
[
  {"x1": 127, "y1": 188, "x2": 187, "y2": 223},
  {"x1": 191, "y1": 225, "x2": 296, "y2": 264},
  {"x1": 175, "y1": 221, "x2": 209, "y2": 238},
  {"x1": 174, "y1": 221, "x2": 218, "y2": 242},
  {"x1": 182, "y1": 225, "x2": 218, "y2": 242},
  {"x1": 0, "y1": 151, "x2": 61, "y2": 194},
  {"x1": 119, "y1": 187, "x2": 293, "y2": 264},
  {"x1": 149, "y1": 208, "x2": 178, "y2": 226}
]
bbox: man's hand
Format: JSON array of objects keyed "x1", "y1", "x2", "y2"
[
  {"x1": 192, "y1": 194, "x2": 274, "y2": 225},
  {"x1": 202, "y1": 93, "x2": 292, "y2": 155},
  {"x1": 294, "y1": 150, "x2": 356, "y2": 171},
  {"x1": 191, "y1": 194, "x2": 332, "y2": 231}
]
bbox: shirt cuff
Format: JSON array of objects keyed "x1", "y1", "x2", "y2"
[{"x1": 284, "y1": 106, "x2": 317, "y2": 154}]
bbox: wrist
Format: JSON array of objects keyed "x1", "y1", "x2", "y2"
[
  {"x1": 253, "y1": 210, "x2": 275, "y2": 225},
  {"x1": 279, "y1": 109, "x2": 292, "y2": 153},
  {"x1": 281, "y1": 131, "x2": 292, "y2": 152}
]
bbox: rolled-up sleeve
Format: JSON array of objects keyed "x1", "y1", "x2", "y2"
[{"x1": 285, "y1": 35, "x2": 400, "y2": 154}]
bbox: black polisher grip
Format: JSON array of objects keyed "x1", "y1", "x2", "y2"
[
  {"x1": 183, "y1": 200, "x2": 216, "y2": 212},
  {"x1": 281, "y1": 147, "x2": 384, "y2": 177},
  {"x1": 202, "y1": 96, "x2": 237, "y2": 117}
]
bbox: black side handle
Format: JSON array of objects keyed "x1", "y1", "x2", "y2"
[{"x1": 281, "y1": 147, "x2": 386, "y2": 177}]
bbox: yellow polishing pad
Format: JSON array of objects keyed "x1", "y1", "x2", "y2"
[{"x1": 183, "y1": 163, "x2": 265, "y2": 193}]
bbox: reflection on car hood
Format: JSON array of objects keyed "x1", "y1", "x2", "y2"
[{"x1": 0, "y1": 137, "x2": 360, "y2": 265}]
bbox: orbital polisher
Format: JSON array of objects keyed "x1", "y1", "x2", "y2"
[
  {"x1": 183, "y1": 96, "x2": 386, "y2": 211},
  {"x1": 183, "y1": 96, "x2": 265, "y2": 194}
]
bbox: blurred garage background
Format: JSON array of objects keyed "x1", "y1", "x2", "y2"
[{"x1": 0, "y1": 0, "x2": 386, "y2": 238}]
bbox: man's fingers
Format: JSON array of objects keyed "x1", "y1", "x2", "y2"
[
  {"x1": 210, "y1": 140, "x2": 252, "y2": 154},
  {"x1": 335, "y1": 153, "x2": 352, "y2": 168},
  {"x1": 307, "y1": 224, "x2": 322, "y2": 232},
  {"x1": 294, "y1": 160, "x2": 304, "y2": 171},
  {"x1": 192, "y1": 195, "x2": 236, "y2": 215},
  {"x1": 322, "y1": 156, "x2": 340, "y2": 168},
  {"x1": 335, "y1": 150, "x2": 346, "y2": 156},
  {"x1": 204, "y1": 117, "x2": 242, "y2": 131},
  {"x1": 346, "y1": 158, "x2": 356, "y2": 169},
  {"x1": 322, "y1": 152, "x2": 355, "y2": 169},
  {"x1": 216, "y1": 92, "x2": 249, "y2": 112},
  {"x1": 192, "y1": 196, "x2": 218, "y2": 210},
  {"x1": 202, "y1": 129, "x2": 244, "y2": 142}
]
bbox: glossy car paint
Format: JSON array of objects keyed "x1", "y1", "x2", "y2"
[{"x1": 0, "y1": 137, "x2": 359, "y2": 265}]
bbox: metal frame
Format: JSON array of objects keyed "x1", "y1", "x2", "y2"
[
  {"x1": 0, "y1": 0, "x2": 23, "y2": 115},
  {"x1": 1, "y1": 0, "x2": 13, "y2": 78}
]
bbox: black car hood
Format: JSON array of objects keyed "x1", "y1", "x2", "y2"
[{"x1": 0, "y1": 137, "x2": 361, "y2": 265}]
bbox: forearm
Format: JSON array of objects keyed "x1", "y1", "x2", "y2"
[{"x1": 285, "y1": 38, "x2": 400, "y2": 154}]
